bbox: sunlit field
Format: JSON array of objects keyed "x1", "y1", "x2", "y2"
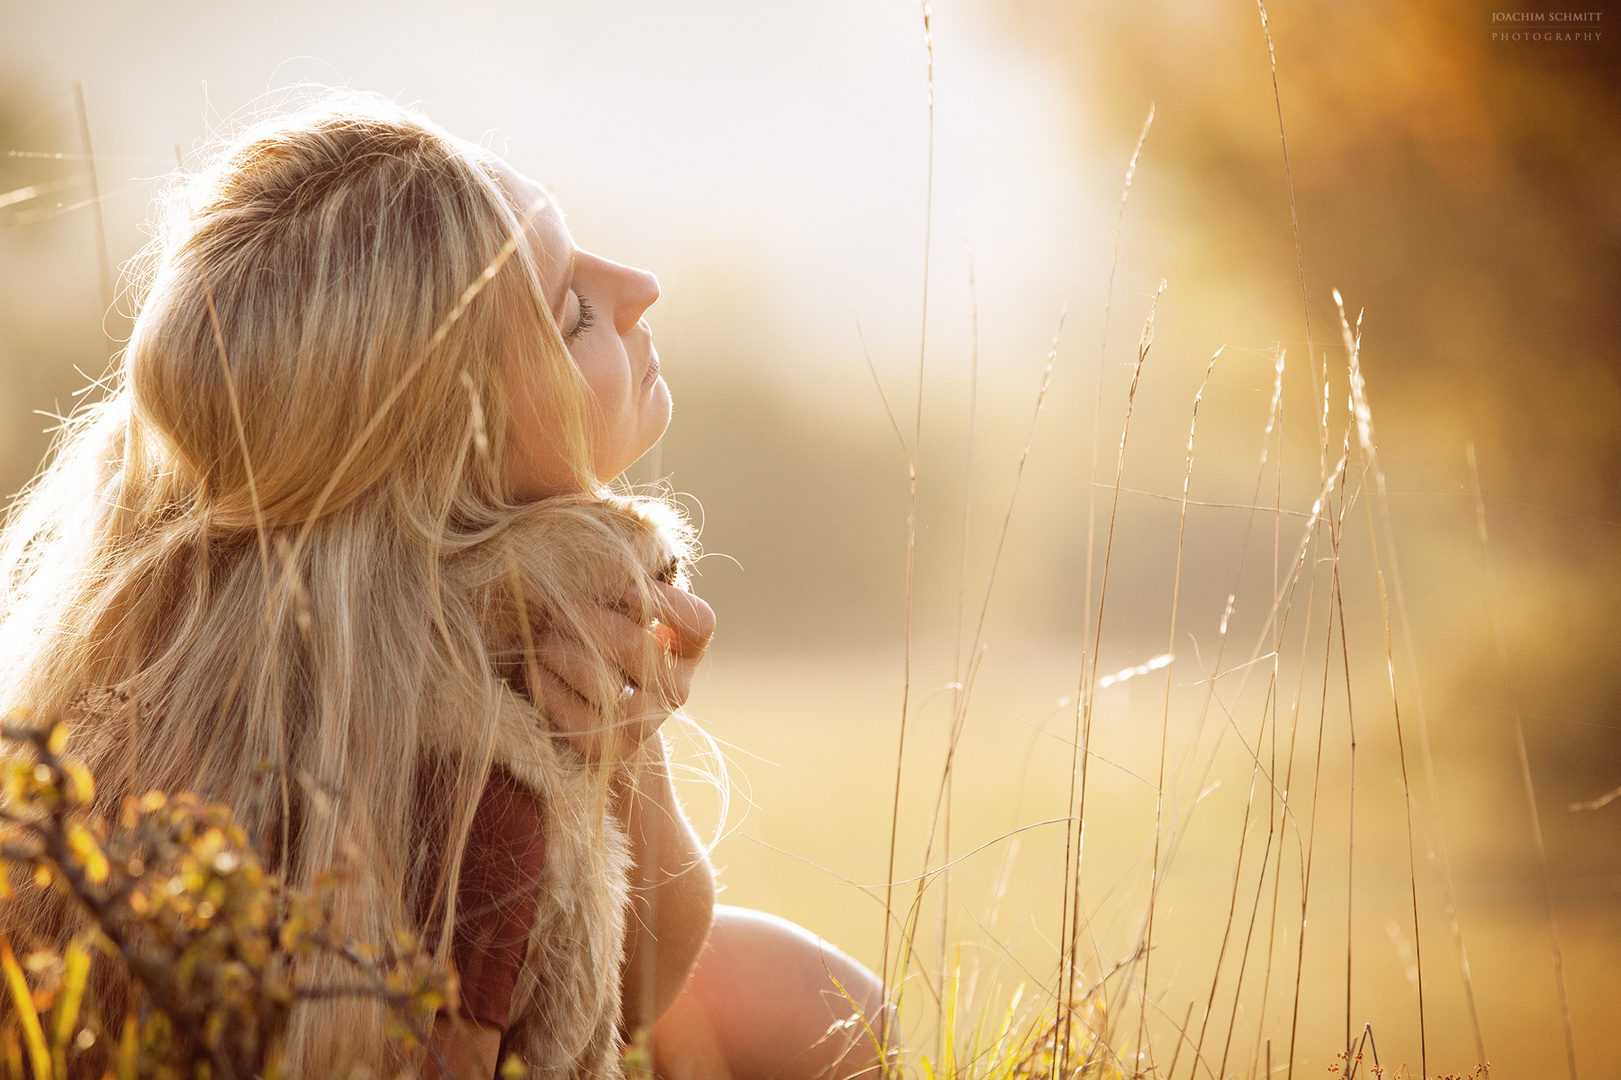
[
  {"x1": 2, "y1": 0, "x2": 1617, "y2": 1076},
  {"x1": 667, "y1": 344, "x2": 1621, "y2": 1075}
]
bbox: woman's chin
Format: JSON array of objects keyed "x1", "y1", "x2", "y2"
[{"x1": 647, "y1": 379, "x2": 674, "y2": 445}]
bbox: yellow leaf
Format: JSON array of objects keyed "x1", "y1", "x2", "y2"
[
  {"x1": 137, "y1": 790, "x2": 166, "y2": 813},
  {"x1": 45, "y1": 723, "x2": 67, "y2": 757},
  {"x1": 195, "y1": 826, "x2": 225, "y2": 863},
  {"x1": 117, "y1": 1014, "x2": 137, "y2": 1080},
  {"x1": 3, "y1": 1021, "x2": 21, "y2": 1080},
  {"x1": 32, "y1": 864, "x2": 52, "y2": 889},
  {"x1": 0, "y1": 933, "x2": 50, "y2": 1080},
  {"x1": 67, "y1": 825, "x2": 109, "y2": 885},
  {"x1": 51, "y1": 936, "x2": 91, "y2": 1057},
  {"x1": 60, "y1": 760, "x2": 94, "y2": 806}
]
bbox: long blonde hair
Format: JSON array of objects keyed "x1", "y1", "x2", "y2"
[{"x1": 0, "y1": 92, "x2": 689, "y2": 1072}]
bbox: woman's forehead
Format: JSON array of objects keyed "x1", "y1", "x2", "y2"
[
  {"x1": 479, "y1": 152, "x2": 573, "y2": 314},
  {"x1": 524, "y1": 199, "x2": 574, "y2": 317}
]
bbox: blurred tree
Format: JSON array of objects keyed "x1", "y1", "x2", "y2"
[{"x1": 997, "y1": 0, "x2": 1621, "y2": 872}]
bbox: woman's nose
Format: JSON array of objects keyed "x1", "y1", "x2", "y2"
[{"x1": 612, "y1": 264, "x2": 659, "y2": 335}]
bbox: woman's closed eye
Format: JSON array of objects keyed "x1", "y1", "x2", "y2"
[{"x1": 566, "y1": 295, "x2": 596, "y2": 341}]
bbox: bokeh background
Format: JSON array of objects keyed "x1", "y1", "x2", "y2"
[{"x1": 2, "y1": 0, "x2": 1616, "y2": 1075}]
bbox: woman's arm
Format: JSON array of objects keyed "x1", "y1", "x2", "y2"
[
  {"x1": 607, "y1": 581, "x2": 719, "y2": 1032},
  {"x1": 617, "y1": 734, "x2": 717, "y2": 1036},
  {"x1": 422, "y1": 745, "x2": 715, "y2": 1080},
  {"x1": 524, "y1": 578, "x2": 719, "y2": 1034},
  {"x1": 427, "y1": 580, "x2": 716, "y2": 1077}
]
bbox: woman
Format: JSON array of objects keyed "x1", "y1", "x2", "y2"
[{"x1": 0, "y1": 93, "x2": 884, "y2": 1078}]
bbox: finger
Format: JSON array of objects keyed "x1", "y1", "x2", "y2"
[
  {"x1": 572, "y1": 607, "x2": 666, "y2": 689},
  {"x1": 531, "y1": 626, "x2": 673, "y2": 749},
  {"x1": 621, "y1": 681, "x2": 676, "y2": 740},
  {"x1": 571, "y1": 610, "x2": 693, "y2": 716},
  {"x1": 529, "y1": 646, "x2": 651, "y2": 759},
  {"x1": 528, "y1": 584, "x2": 715, "y2": 754},
  {"x1": 529, "y1": 655, "x2": 600, "y2": 738},
  {"x1": 533, "y1": 628, "x2": 629, "y2": 715}
]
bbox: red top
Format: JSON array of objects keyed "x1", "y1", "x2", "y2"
[{"x1": 422, "y1": 766, "x2": 547, "y2": 1029}]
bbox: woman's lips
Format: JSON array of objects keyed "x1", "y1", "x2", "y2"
[{"x1": 641, "y1": 346, "x2": 660, "y2": 389}]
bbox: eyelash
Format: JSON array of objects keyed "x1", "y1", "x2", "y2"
[{"x1": 567, "y1": 297, "x2": 595, "y2": 341}]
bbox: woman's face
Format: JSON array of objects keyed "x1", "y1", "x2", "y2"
[{"x1": 490, "y1": 158, "x2": 671, "y2": 498}]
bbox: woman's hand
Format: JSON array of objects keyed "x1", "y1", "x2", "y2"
[{"x1": 528, "y1": 580, "x2": 715, "y2": 758}]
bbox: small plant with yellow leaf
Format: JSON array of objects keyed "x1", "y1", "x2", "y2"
[{"x1": 0, "y1": 717, "x2": 463, "y2": 1080}]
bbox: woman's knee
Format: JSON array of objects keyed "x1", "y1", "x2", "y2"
[{"x1": 655, "y1": 905, "x2": 891, "y2": 1080}]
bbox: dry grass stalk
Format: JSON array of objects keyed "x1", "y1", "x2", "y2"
[
  {"x1": 880, "y1": 0, "x2": 937, "y2": 1024},
  {"x1": 69, "y1": 83, "x2": 114, "y2": 365},
  {"x1": 1466, "y1": 444, "x2": 1577, "y2": 1080},
  {"x1": 1138, "y1": 347, "x2": 1221, "y2": 1069},
  {"x1": 1058, "y1": 281, "x2": 1163, "y2": 1080},
  {"x1": 1336, "y1": 291, "x2": 1429, "y2": 1080}
]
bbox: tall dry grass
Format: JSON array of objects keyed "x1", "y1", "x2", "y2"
[
  {"x1": 797, "y1": 4, "x2": 1588, "y2": 1079},
  {"x1": 0, "y1": 5, "x2": 1606, "y2": 1078}
]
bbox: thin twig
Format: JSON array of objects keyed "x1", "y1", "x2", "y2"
[
  {"x1": 71, "y1": 82, "x2": 115, "y2": 364},
  {"x1": 1569, "y1": 784, "x2": 1621, "y2": 812},
  {"x1": 1325, "y1": 440, "x2": 1358, "y2": 1072},
  {"x1": 1254, "y1": 0, "x2": 1317, "y2": 403},
  {"x1": 1249, "y1": 348, "x2": 1289, "y2": 1075},
  {"x1": 1285, "y1": 447, "x2": 1350, "y2": 1080},
  {"x1": 939, "y1": 244, "x2": 979, "y2": 1030},
  {"x1": 1060, "y1": 280, "x2": 1163, "y2": 1078},
  {"x1": 1140, "y1": 348, "x2": 1220, "y2": 1068},
  {"x1": 879, "y1": 2, "x2": 934, "y2": 1038},
  {"x1": 1336, "y1": 291, "x2": 1429, "y2": 1079},
  {"x1": 912, "y1": 309, "x2": 1065, "y2": 1014},
  {"x1": 1068, "y1": 107, "x2": 1154, "y2": 1060},
  {"x1": 1467, "y1": 443, "x2": 1578, "y2": 1080}
]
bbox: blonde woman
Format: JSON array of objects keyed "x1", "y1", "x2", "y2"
[{"x1": 0, "y1": 94, "x2": 884, "y2": 1079}]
